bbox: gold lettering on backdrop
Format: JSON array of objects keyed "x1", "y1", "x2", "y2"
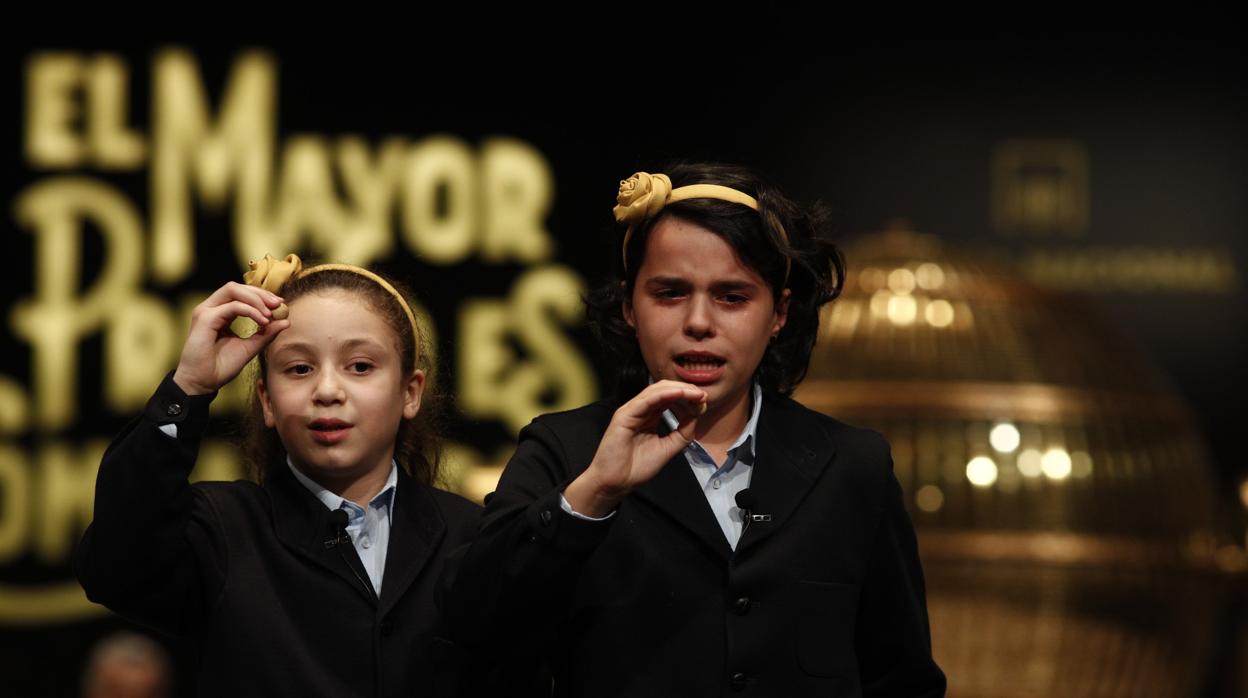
[
  {"x1": 1021, "y1": 246, "x2": 1238, "y2": 293},
  {"x1": 7, "y1": 48, "x2": 587, "y2": 622},
  {"x1": 11, "y1": 178, "x2": 144, "y2": 429},
  {"x1": 26, "y1": 53, "x2": 145, "y2": 170},
  {"x1": 0, "y1": 377, "x2": 30, "y2": 436},
  {"x1": 480, "y1": 138, "x2": 554, "y2": 262},
  {"x1": 153, "y1": 48, "x2": 275, "y2": 284},
  {"x1": 402, "y1": 136, "x2": 478, "y2": 264},
  {"x1": 104, "y1": 295, "x2": 180, "y2": 413},
  {"x1": 35, "y1": 440, "x2": 106, "y2": 563},
  {"x1": 26, "y1": 53, "x2": 88, "y2": 168},
  {"x1": 87, "y1": 54, "x2": 146, "y2": 169},
  {"x1": 335, "y1": 136, "x2": 407, "y2": 264},
  {"x1": 991, "y1": 140, "x2": 1089, "y2": 238},
  {"x1": 0, "y1": 444, "x2": 31, "y2": 561},
  {"x1": 459, "y1": 265, "x2": 596, "y2": 434}
]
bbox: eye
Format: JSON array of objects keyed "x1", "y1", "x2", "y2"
[
  {"x1": 654, "y1": 288, "x2": 685, "y2": 301},
  {"x1": 719, "y1": 293, "x2": 749, "y2": 305},
  {"x1": 349, "y1": 361, "x2": 374, "y2": 374},
  {"x1": 287, "y1": 363, "x2": 312, "y2": 376}
]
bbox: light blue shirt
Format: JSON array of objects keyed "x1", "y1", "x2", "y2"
[
  {"x1": 561, "y1": 382, "x2": 763, "y2": 550},
  {"x1": 661, "y1": 382, "x2": 761, "y2": 549},
  {"x1": 288, "y1": 459, "x2": 397, "y2": 596}
]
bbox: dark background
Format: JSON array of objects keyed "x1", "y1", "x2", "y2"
[{"x1": 3, "y1": 32, "x2": 1245, "y2": 696}]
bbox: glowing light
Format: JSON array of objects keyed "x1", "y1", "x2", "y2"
[
  {"x1": 1041, "y1": 448, "x2": 1072, "y2": 480},
  {"x1": 1071, "y1": 451, "x2": 1093, "y2": 478},
  {"x1": 887, "y1": 294, "x2": 917, "y2": 325},
  {"x1": 1239, "y1": 478, "x2": 1248, "y2": 511},
  {"x1": 966, "y1": 456, "x2": 998, "y2": 487},
  {"x1": 915, "y1": 262, "x2": 945, "y2": 289},
  {"x1": 887, "y1": 268, "x2": 916, "y2": 294},
  {"x1": 915, "y1": 484, "x2": 944, "y2": 512},
  {"x1": 859, "y1": 266, "x2": 887, "y2": 292},
  {"x1": 989, "y1": 423, "x2": 1021, "y2": 453},
  {"x1": 869, "y1": 289, "x2": 892, "y2": 318},
  {"x1": 1017, "y1": 449, "x2": 1043, "y2": 478},
  {"x1": 925, "y1": 299, "x2": 954, "y2": 328}
]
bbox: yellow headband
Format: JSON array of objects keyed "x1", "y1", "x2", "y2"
[
  {"x1": 244, "y1": 254, "x2": 421, "y2": 364},
  {"x1": 613, "y1": 172, "x2": 790, "y2": 283}
]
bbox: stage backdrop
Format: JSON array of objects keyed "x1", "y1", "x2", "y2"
[{"x1": 3, "y1": 43, "x2": 1245, "y2": 696}]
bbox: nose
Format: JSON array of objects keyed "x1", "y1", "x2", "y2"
[
  {"x1": 683, "y1": 293, "x2": 715, "y2": 340},
  {"x1": 312, "y1": 368, "x2": 346, "y2": 405}
]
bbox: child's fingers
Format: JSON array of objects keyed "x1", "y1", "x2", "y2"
[
  {"x1": 203, "y1": 281, "x2": 283, "y2": 315},
  {"x1": 241, "y1": 319, "x2": 290, "y2": 353},
  {"x1": 619, "y1": 383, "x2": 706, "y2": 425},
  {"x1": 203, "y1": 300, "x2": 271, "y2": 331}
]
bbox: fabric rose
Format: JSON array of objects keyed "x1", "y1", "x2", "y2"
[
  {"x1": 243, "y1": 253, "x2": 302, "y2": 319},
  {"x1": 612, "y1": 172, "x2": 673, "y2": 226}
]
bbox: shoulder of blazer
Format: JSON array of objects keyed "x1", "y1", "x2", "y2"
[
  {"x1": 423, "y1": 486, "x2": 483, "y2": 534},
  {"x1": 761, "y1": 393, "x2": 894, "y2": 478}
]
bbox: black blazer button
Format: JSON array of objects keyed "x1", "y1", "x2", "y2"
[
  {"x1": 733, "y1": 596, "x2": 751, "y2": 615},
  {"x1": 539, "y1": 509, "x2": 553, "y2": 526},
  {"x1": 166, "y1": 403, "x2": 183, "y2": 417},
  {"x1": 380, "y1": 620, "x2": 395, "y2": 637},
  {"x1": 730, "y1": 672, "x2": 748, "y2": 690}
]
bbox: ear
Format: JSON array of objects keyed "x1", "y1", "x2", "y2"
[
  {"x1": 257, "y1": 377, "x2": 276, "y2": 428},
  {"x1": 402, "y1": 369, "x2": 426, "y2": 420},
  {"x1": 771, "y1": 288, "x2": 791, "y2": 337},
  {"x1": 622, "y1": 281, "x2": 637, "y2": 330}
]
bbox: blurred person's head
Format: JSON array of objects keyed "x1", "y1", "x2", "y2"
[{"x1": 81, "y1": 632, "x2": 171, "y2": 698}]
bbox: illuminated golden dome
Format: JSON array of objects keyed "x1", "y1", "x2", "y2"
[{"x1": 797, "y1": 229, "x2": 1242, "y2": 697}]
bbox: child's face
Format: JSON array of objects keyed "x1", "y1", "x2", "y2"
[
  {"x1": 624, "y1": 215, "x2": 788, "y2": 422},
  {"x1": 257, "y1": 289, "x2": 423, "y2": 486}
]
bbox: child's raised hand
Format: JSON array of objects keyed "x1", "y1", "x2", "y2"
[
  {"x1": 172, "y1": 282, "x2": 290, "y2": 395},
  {"x1": 563, "y1": 380, "x2": 707, "y2": 517}
]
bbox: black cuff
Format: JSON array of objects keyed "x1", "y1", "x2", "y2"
[
  {"x1": 143, "y1": 371, "x2": 218, "y2": 438},
  {"x1": 524, "y1": 488, "x2": 614, "y2": 555}
]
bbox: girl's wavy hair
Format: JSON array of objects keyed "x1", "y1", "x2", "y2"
[
  {"x1": 586, "y1": 161, "x2": 846, "y2": 398},
  {"x1": 239, "y1": 268, "x2": 442, "y2": 485}
]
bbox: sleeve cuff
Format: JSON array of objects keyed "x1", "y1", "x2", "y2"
[
  {"x1": 143, "y1": 371, "x2": 218, "y2": 439},
  {"x1": 558, "y1": 493, "x2": 615, "y2": 521}
]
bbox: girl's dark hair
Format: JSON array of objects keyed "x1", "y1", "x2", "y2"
[
  {"x1": 586, "y1": 161, "x2": 846, "y2": 398},
  {"x1": 240, "y1": 268, "x2": 442, "y2": 486}
]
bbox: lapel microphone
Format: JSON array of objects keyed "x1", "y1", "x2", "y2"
[
  {"x1": 324, "y1": 508, "x2": 378, "y2": 602},
  {"x1": 735, "y1": 489, "x2": 772, "y2": 523},
  {"x1": 323, "y1": 508, "x2": 351, "y2": 549}
]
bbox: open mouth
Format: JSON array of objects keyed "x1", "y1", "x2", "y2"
[
  {"x1": 309, "y1": 419, "x2": 352, "y2": 431},
  {"x1": 308, "y1": 419, "x2": 353, "y2": 444},
  {"x1": 675, "y1": 354, "x2": 726, "y2": 371}
]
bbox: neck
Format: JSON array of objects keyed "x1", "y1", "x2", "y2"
[
  {"x1": 296, "y1": 460, "x2": 393, "y2": 508},
  {"x1": 691, "y1": 383, "x2": 753, "y2": 457}
]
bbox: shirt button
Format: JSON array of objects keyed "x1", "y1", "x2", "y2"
[
  {"x1": 539, "y1": 509, "x2": 554, "y2": 526},
  {"x1": 166, "y1": 403, "x2": 183, "y2": 417},
  {"x1": 711, "y1": 479, "x2": 722, "y2": 490},
  {"x1": 360, "y1": 536, "x2": 371, "y2": 549},
  {"x1": 730, "y1": 672, "x2": 748, "y2": 690},
  {"x1": 734, "y1": 596, "x2": 751, "y2": 615}
]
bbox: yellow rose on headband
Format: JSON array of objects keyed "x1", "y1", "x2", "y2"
[
  {"x1": 612, "y1": 172, "x2": 673, "y2": 226},
  {"x1": 244, "y1": 254, "x2": 303, "y2": 293},
  {"x1": 243, "y1": 254, "x2": 302, "y2": 320}
]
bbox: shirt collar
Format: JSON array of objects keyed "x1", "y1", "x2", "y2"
[
  {"x1": 660, "y1": 381, "x2": 763, "y2": 465},
  {"x1": 287, "y1": 457, "x2": 398, "y2": 517}
]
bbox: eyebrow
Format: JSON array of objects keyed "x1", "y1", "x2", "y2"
[
  {"x1": 270, "y1": 338, "x2": 390, "y2": 358},
  {"x1": 643, "y1": 276, "x2": 762, "y2": 292}
]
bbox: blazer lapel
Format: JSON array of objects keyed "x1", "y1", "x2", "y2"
[
  {"x1": 735, "y1": 395, "x2": 837, "y2": 556},
  {"x1": 631, "y1": 424, "x2": 734, "y2": 563},
  {"x1": 377, "y1": 471, "x2": 446, "y2": 617},
  {"x1": 267, "y1": 464, "x2": 378, "y2": 606}
]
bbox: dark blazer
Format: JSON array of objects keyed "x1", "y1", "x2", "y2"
[
  {"x1": 444, "y1": 392, "x2": 945, "y2": 698},
  {"x1": 75, "y1": 375, "x2": 481, "y2": 698}
]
